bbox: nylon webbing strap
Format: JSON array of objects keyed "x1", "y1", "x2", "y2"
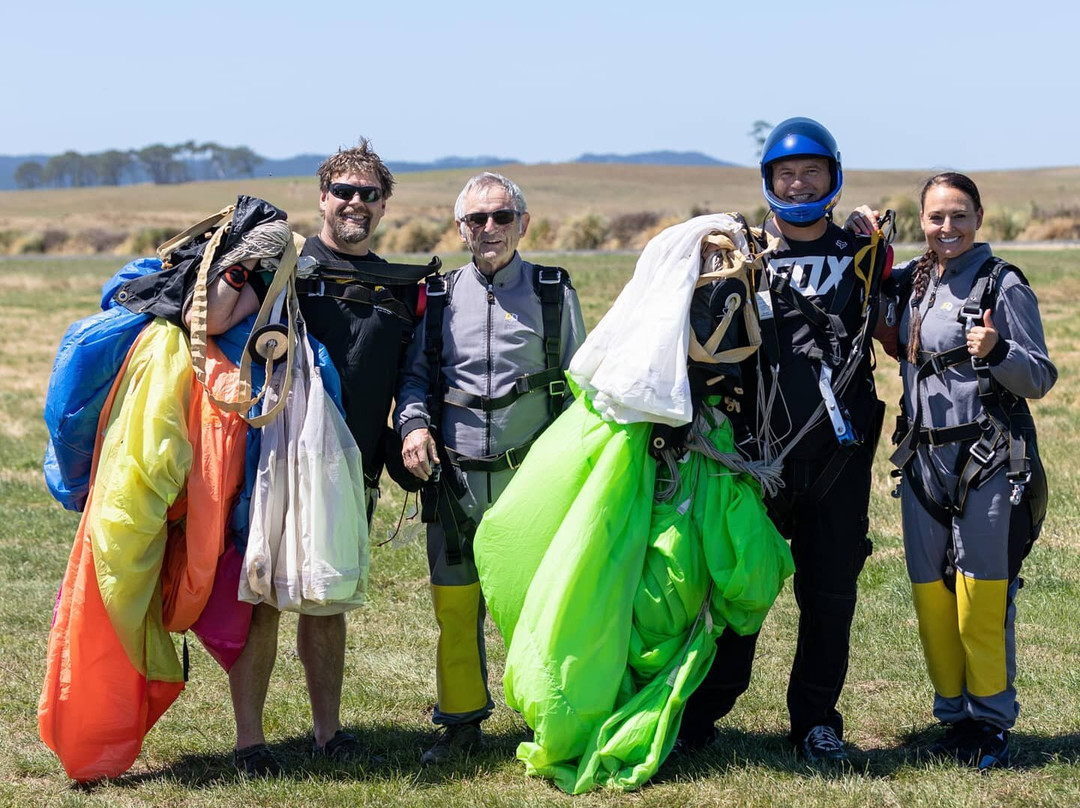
[
  {"x1": 449, "y1": 433, "x2": 540, "y2": 473},
  {"x1": 443, "y1": 367, "x2": 564, "y2": 412},
  {"x1": 855, "y1": 232, "x2": 881, "y2": 317},
  {"x1": 535, "y1": 266, "x2": 566, "y2": 418},
  {"x1": 305, "y1": 255, "x2": 442, "y2": 286},
  {"x1": 434, "y1": 483, "x2": 476, "y2": 567},
  {"x1": 423, "y1": 273, "x2": 448, "y2": 432},
  {"x1": 768, "y1": 271, "x2": 847, "y2": 367},
  {"x1": 156, "y1": 205, "x2": 234, "y2": 265},
  {"x1": 891, "y1": 255, "x2": 1034, "y2": 519},
  {"x1": 688, "y1": 263, "x2": 760, "y2": 366},
  {"x1": 186, "y1": 222, "x2": 231, "y2": 396},
  {"x1": 427, "y1": 440, "x2": 475, "y2": 567},
  {"x1": 188, "y1": 229, "x2": 301, "y2": 428},
  {"x1": 295, "y1": 278, "x2": 414, "y2": 322}
]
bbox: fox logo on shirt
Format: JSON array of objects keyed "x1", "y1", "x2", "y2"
[{"x1": 769, "y1": 255, "x2": 852, "y2": 298}]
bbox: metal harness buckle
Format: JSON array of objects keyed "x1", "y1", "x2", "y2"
[
  {"x1": 537, "y1": 268, "x2": 561, "y2": 285},
  {"x1": 968, "y1": 439, "x2": 996, "y2": 468},
  {"x1": 505, "y1": 446, "x2": 523, "y2": 470},
  {"x1": 1006, "y1": 469, "x2": 1031, "y2": 506},
  {"x1": 929, "y1": 352, "x2": 951, "y2": 376}
]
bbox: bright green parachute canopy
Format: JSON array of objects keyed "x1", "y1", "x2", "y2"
[{"x1": 475, "y1": 393, "x2": 793, "y2": 794}]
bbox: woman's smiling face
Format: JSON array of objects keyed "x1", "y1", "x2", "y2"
[{"x1": 920, "y1": 184, "x2": 983, "y2": 262}]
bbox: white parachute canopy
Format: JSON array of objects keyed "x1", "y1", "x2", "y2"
[{"x1": 569, "y1": 213, "x2": 754, "y2": 427}]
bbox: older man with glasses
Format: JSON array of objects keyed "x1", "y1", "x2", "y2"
[{"x1": 395, "y1": 172, "x2": 586, "y2": 765}]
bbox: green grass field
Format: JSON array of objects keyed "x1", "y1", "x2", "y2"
[{"x1": 1, "y1": 248, "x2": 1078, "y2": 807}]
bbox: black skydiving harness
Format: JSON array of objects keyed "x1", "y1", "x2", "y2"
[
  {"x1": 419, "y1": 264, "x2": 572, "y2": 565},
  {"x1": 889, "y1": 257, "x2": 1047, "y2": 583},
  {"x1": 752, "y1": 213, "x2": 894, "y2": 525},
  {"x1": 293, "y1": 254, "x2": 442, "y2": 325}
]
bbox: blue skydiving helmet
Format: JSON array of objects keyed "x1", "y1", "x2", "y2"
[{"x1": 760, "y1": 117, "x2": 843, "y2": 225}]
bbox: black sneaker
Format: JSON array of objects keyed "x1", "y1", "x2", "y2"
[
  {"x1": 233, "y1": 743, "x2": 284, "y2": 777},
  {"x1": 798, "y1": 725, "x2": 848, "y2": 764},
  {"x1": 973, "y1": 725, "x2": 1011, "y2": 771},
  {"x1": 312, "y1": 729, "x2": 385, "y2": 766},
  {"x1": 421, "y1": 722, "x2": 483, "y2": 766},
  {"x1": 925, "y1": 719, "x2": 980, "y2": 762},
  {"x1": 671, "y1": 727, "x2": 720, "y2": 757}
]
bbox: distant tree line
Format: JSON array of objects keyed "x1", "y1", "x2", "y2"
[{"x1": 14, "y1": 142, "x2": 263, "y2": 189}]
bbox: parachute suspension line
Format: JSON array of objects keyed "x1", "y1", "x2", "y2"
[
  {"x1": 686, "y1": 408, "x2": 784, "y2": 498},
  {"x1": 667, "y1": 580, "x2": 716, "y2": 688},
  {"x1": 653, "y1": 450, "x2": 682, "y2": 503}
]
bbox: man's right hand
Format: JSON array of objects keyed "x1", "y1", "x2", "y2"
[{"x1": 402, "y1": 427, "x2": 440, "y2": 481}]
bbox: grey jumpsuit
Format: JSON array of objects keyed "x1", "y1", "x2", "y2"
[
  {"x1": 896, "y1": 242, "x2": 1055, "y2": 729},
  {"x1": 396, "y1": 252, "x2": 585, "y2": 726}
]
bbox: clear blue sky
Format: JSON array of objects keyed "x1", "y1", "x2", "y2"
[{"x1": 5, "y1": 0, "x2": 1076, "y2": 170}]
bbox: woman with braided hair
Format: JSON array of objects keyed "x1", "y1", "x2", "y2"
[{"x1": 883, "y1": 172, "x2": 1056, "y2": 770}]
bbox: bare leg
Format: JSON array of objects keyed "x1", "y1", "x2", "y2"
[
  {"x1": 298, "y1": 612, "x2": 346, "y2": 748},
  {"x1": 229, "y1": 603, "x2": 281, "y2": 748}
]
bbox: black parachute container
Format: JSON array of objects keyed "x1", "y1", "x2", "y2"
[{"x1": 112, "y1": 195, "x2": 287, "y2": 325}]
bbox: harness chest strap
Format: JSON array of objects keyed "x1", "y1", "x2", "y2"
[
  {"x1": 891, "y1": 257, "x2": 1034, "y2": 514},
  {"x1": 753, "y1": 226, "x2": 891, "y2": 521},
  {"x1": 537, "y1": 266, "x2": 568, "y2": 418},
  {"x1": 425, "y1": 265, "x2": 569, "y2": 418},
  {"x1": 295, "y1": 277, "x2": 414, "y2": 323},
  {"x1": 419, "y1": 265, "x2": 569, "y2": 565}
]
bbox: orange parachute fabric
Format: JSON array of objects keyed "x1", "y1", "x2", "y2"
[
  {"x1": 161, "y1": 339, "x2": 248, "y2": 632},
  {"x1": 39, "y1": 320, "x2": 193, "y2": 781}
]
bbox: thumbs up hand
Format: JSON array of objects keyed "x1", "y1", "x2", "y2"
[{"x1": 966, "y1": 309, "x2": 1000, "y2": 359}]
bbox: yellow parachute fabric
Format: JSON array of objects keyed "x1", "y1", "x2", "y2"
[{"x1": 89, "y1": 317, "x2": 192, "y2": 680}]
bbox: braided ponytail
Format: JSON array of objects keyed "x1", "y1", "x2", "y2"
[{"x1": 906, "y1": 249, "x2": 936, "y2": 364}]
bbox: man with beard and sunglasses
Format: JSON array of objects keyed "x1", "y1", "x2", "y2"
[
  {"x1": 201, "y1": 140, "x2": 428, "y2": 775},
  {"x1": 395, "y1": 172, "x2": 586, "y2": 766}
]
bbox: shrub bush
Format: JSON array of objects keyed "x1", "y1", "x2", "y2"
[
  {"x1": 520, "y1": 217, "x2": 556, "y2": 251},
  {"x1": 384, "y1": 218, "x2": 446, "y2": 254},
  {"x1": 1020, "y1": 216, "x2": 1080, "y2": 241},
  {"x1": 981, "y1": 208, "x2": 1028, "y2": 242},
  {"x1": 74, "y1": 228, "x2": 127, "y2": 253},
  {"x1": 607, "y1": 212, "x2": 659, "y2": 249},
  {"x1": 126, "y1": 226, "x2": 178, "y2": 255},
  {"x1": 555, "y1": 214, "x2": 609, "y2": 251},
  {"x1": 42, "y1": 228, "x2": 70, "y2": 252},
  {"x1": 15, "y1": 232, "x2": 46, "y2": 254},
  {"x1": 433, "y1": 225, "x2": 464, "y2": 254}
]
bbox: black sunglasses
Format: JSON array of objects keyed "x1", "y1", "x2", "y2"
[
  {"x1": 463, "y1": 209, "x2": 520, "y2": 227},
  {"x1": 328, "y1": 183, "x2": 383, "y2": 204}
]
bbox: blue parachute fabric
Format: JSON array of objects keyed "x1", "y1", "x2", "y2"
[
  {"x1": 101, "y1": 258, "x2": 163, "y2": 310},
  {"x1": 43, "y1": 259, "x2": 163, "y2": 511}
]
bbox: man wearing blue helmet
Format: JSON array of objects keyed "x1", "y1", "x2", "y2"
[{"x1": 678, "y1": 117, "x2": 890, "y2": 764}]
